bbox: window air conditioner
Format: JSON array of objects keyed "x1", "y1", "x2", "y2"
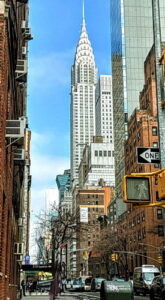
[
  {"x1": 15, "y1": 59, "x2": 27, "y2": 76},
  {"x1": 21, "y1": 20, "x2": 27, "y2": 29},
  {"x1": 22, "y1": 46, "x2": 27, "y2": 55},
  {"x1": 6, "y1": 117, "x2": 26, "y2": 138},
  {"x1": 18, "y1": 217, "x2": 23, "y2": 227},
  {"x1": 14, "y1": 243, "x2": 24, "y2": 255},
  {"x1": 17, "y1": 0, "x2": 28, "y2": 3},
  {"x1": 16, "y1": 255, "x2": 23, "y2": 262},
  {"x1": 4, "y1": 5, "x2": 10, "y2": 18},
  {"x1": 24, "y1": 28, "x2": 33, "y2": 41},
  {"x1": 14, "y1": 149, "x2": 25, "y2": 161}
]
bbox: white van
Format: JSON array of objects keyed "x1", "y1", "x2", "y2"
[{"x1": 133, "y1": 265, "x2": 160, "y2": 296}]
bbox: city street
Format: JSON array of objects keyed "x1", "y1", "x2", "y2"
[{"x1": 23, "y1": 292, "x2": 150, "y2": 299}]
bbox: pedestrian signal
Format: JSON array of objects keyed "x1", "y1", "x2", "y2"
[
  {"x1": 83, "y1": 251, "x2": 89, "y2": 260},
  {"x1": 111, "y1": 253, "x2": 118, "y2": 262},
  {"x1": 122, "y1": 175, "x2": 151, "y2": 203}
]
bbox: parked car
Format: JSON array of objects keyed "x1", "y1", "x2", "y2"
[
  {"x1": 71, "y1": 279, "x2": 83, "y2": 291},
  {"x1": 36, "y1": 280, "x2": 53, "y2": 292},
  {"x1": 91, "y1": 277, "x2": 105, "y2": 292},
  {"x1": 112, "y1": 277, "x2": 125, "y2": 282},
  {"x1": 80, "y1": 277, "x2": 92, "y2": 291},
  {"x1": 150, "y1": 275, "x2": 165, "y2": 300},
  {"x1": 65, "y1": 280, "x2": 73, "y2": 290},
  {"x1": 133, "y1": 265, "x2": 160, "y2": 296}
]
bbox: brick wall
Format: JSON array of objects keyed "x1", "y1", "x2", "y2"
[{"x1": 0, "y1": 1, "x2": 30, "y2": 299}]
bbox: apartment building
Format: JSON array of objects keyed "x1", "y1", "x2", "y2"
[
  {"x1": 0, "y1": 1, "x2": 32, "y2": 299},
  {"x1": 75, "y1": 187, "x2": 111, "y2": 277}
]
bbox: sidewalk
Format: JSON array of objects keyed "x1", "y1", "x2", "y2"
[
  {"x1": 23, "y1": 292, "x2": 79, "y2": 299},
  {"x1": 54, "y1": 293, "x2": 79, "y2": 299}
]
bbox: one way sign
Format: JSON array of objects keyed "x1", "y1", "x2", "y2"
[{"x1": 137, "y1": 147, "x2": 160, "y2": 164}]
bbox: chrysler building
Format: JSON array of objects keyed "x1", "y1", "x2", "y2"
[{"x1": 70, "y1": 2, "x2": 97, "y2": 185}]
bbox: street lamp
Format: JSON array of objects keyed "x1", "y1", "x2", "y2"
[
  {"x1": 138, "y1": 242, "x2": 163, "y2": 271},
  {"x1": 138, "y1": 242, "x2": 162, "y2": 252}
]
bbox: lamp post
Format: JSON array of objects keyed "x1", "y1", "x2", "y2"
[{"x1": 138, "y1": 242, "x2": 164, "y2": 272}]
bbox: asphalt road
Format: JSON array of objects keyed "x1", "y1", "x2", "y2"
[
  {"x1": 69, "y1": 291, "x2": 150, "y2": 299},
  {"x1": 23, "y1": 291, "x2": 150, "y2": 299}
]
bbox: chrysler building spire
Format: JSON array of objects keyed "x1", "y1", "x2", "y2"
[
  {"x1": 71, "y1": 1, "x2": 97, "y2": 185},
  {"x1": 82, "y1": 0, "x2": 85, "y2": 27},
  {"x1": 74, "y1": 0, "x2": 95, "y2": 66}
]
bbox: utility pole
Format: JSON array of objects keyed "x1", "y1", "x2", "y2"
[{"x1": 152, "y1": 0, "x2": 165, "y2": 168}]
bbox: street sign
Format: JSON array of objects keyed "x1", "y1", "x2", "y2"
[{"x1": 137, "y1": 147, "x2": 160, "y2": 164}]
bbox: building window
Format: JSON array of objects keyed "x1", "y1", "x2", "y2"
[
  {"x1": 99, "y1": 151, "x2": 102, "y2": 156},
  {"x1": 152, "y1": 127, "x2": 158, "y2": 136},
  {"x1": 157, "y1": 209, "x2": 163, "y2": 220},
  {"x1": 158, "y1": 225, "x2": 164, "y2": 236},
  {"x1": 156, "y1": 191, "x2": 159, "y2": 201},
  {"x1": 95, "y1": 150, "x2": 98, "y2": 157},
  {"x1": 153, "y1": 142, "x2": 158, "y2": 148}
]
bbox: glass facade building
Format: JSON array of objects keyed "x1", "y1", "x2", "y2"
[
  {"x1": 110, "y1": 0, "x2": 165, "y2": 210},
  {"x1": 56, "y1": 169, "x2": 71, "y2": 202}
]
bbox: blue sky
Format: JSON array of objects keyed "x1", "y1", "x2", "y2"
[{"x1": 28, "y1": 0, "x2": 111, "y2": 214}]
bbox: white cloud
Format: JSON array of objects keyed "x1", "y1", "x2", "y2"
[
  {"x1": 28, "y1": 50, "x2": 74, "y2": 90},
  {"x1": 30, "y1": 131, "x2": 70, "y2": 213},
  {"x1": 31, "y1": 153, "x2": 69, "y2": 185}
]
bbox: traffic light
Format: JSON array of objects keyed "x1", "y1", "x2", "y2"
[
  {"x1": 158, "y1": 170, "x2": 165, "y2": 200},
  {"x1": 111, "y1": 253, "x2": 118, "y2": 262},
  {"x1": 122, "y1": 175, "x2": 151, "y2": 203},
  {"x1": 157, "y1": 255, "x2": 163, "y2": 264}
]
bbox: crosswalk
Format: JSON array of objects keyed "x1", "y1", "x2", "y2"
[
  {"x1": 71, "y1": 292, "x2": 100, "y2": 299},
  {"x1": 23, "y1": 291, "x2": 100, "y2": 300}
]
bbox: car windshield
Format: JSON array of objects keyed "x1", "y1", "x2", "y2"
[
  {"x1": 85, "y1": 278, "x2": 92, "y2": 285},
  {"x1": 73, "y1": 280, "x2": 80, "y2": 285},
  {"x1": 95, "y1": 278, "x2": 105, "y2": 282},
  {"x1": 143, "y1": 272, "x2": 160, "y2": 281}
]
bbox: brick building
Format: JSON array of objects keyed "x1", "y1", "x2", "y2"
[
  {"x1": 123, "y1": 44, "x2": 165, "y2": 273},
  {"x1": 94, "y1": 44, "x2": 165, "y2": 279},
  {"x1": 0, "y1": 1, "x2": 31, "y2": 300},
  {"x1": 75, "y1": 187, "x2": 112, "y2": 277}
]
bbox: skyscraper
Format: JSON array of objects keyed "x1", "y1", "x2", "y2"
[
  {"x1": 110, "y1": 0, "x2": 165, "y2": 208},
  {"x1": 96, "y1": 75, "x2": 114, "y2": 144},
  {"x1": 70, "y1": 3, "x2": 97, "y2": 186},
  {"x1": 56, "y1": 169, "x2": 71, "y2": 203}
]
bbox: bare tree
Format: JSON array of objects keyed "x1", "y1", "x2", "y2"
[
  {"x1": 94, "y1": 225, "x2": 130, "y2": 280},
  {"x1": 34, "y1": 205, "x2": 77, "y2": 277}
]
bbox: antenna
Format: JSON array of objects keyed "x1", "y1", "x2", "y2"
[{"x1": 82, "y1": 0, "x2": 85, "y2": 26}]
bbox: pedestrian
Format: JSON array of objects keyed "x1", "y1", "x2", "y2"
[
  {"x1": 62, "y1": 278, "x2": 66, "y2": 292},
  {"x1": 29, "y1": 281, "x2": 33, "y2": 295},
  {"x1": 58, "y1": 281, "x2": 62, "y2": 295},
  {"x1": 21, "y1": 279, "x2": 26, "y2": 297}
]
